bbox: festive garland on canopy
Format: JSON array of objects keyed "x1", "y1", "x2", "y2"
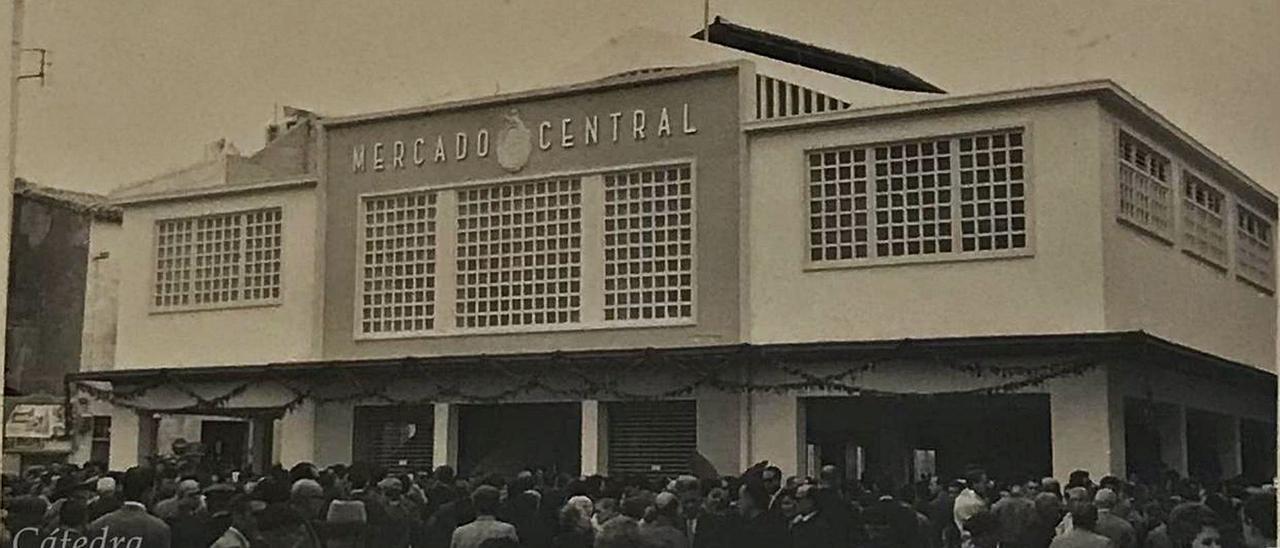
[{"x1": 71, "y1": 345, "x2": 1099, "y2": 414}]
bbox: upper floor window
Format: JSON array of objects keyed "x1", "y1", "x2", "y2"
[
  {"x1": 455, "y1": 179, "x2": 583, "y2": 329},
  {"x1": 604, "y1": 165, "x2": 695, "y2": 322},
  {"x1": 1117, "y1": 132, "x2": 1173, "y2": 238},
  {"x1": 1180, "y1": 172, "x2": 1227, "y2": 268},
  {"x1": 807, "y1": 128, "x2": 1026, "y2": 265},
  {"x1": 1236, "y1": 205, "x2": 1274, "y2": 290},
  {"x1": 153, "y1": 208, "x2": 282, "y2": 310},
  {"x1": 359, "y1": 191, "x2": 437, "y2": 335}
]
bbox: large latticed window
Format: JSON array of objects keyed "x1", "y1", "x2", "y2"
[
  {"x1": 1181, "y1": 173, "x2": 1227, "y2": 267},
  {"x1": 604, "y1": 165, "x2": 695, "y2": 321},
  {"x1": 1117, "y1": 133, "x2": 1173, "y2": 237},
  {"x1": 1236, "y1": 205, "x2": 1273, "y2": 289},
  {"x1": 807, "y1": 129, "x2": 1026, "y2": 264},
  {"x1": 153, "y1": 208, "x2": 283, "y2": 310},
  {"x1": 456, "y1": 179, "x2": 583, "y2": 328},
  {"x1": 359, "y1": 191, "x2": 437, "y2": 335}
]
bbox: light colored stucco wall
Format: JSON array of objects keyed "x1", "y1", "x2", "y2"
[
  {"x1": 746, "y1": 99, "x2": 1107, "y2": 344},
  {"x1": 81, "y1": 219, "x2": 122, "y2": 372},
  {"x1": 113, "y1": 188, "x2": 321, "y2": 368},
  {"x1": 1099, "y1": 114, "x2": 1277, "y2": 371},
  {"x1": 321, "y1": 69, "x2": 744, "y2": 359}
]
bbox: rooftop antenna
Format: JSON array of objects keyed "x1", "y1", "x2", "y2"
[{"x1": 702, "y1": 0, "x2": 710, "y2": 42}]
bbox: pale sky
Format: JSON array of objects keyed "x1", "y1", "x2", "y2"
[{"x1": 5, "y1": 0, "x2": 1279, "y2": 196}]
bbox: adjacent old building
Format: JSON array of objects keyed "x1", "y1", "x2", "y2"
[{"x1": 4, "y1": 179, "x2": 121, "y2": 472}]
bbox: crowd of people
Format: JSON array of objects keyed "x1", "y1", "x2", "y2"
[{"x1": 1, "y1": 456, "x2": 1275, "y2": 548}]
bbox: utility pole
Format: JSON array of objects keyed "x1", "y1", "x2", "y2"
[{"x1": 0, "y1": 0, "x2": 26, "y2": 446}]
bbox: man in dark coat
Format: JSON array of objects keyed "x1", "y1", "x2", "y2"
[
  {"x1": 87, "y1": 467, "x2": 172, "y2": 548},
  {"x1": 789, "y1": 484, "x2": 839, "y2": 548}
]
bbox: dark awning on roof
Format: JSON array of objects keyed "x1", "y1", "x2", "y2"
[{"x1": 691, "y1": 16, "x2": 945, "y2": 94}]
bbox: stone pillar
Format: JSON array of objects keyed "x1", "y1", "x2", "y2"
[
  {"x1": 433, "y1": 403, "x2": 459, "y2": 469},
  {"x1": 696, "y1": 390, "x2": 742, "y2": 477},
  {"x1": 581, "y1": 400, "x2": 608, "y2": 476},
  {"x1": 108, "y1": 408, "x2": 157, "y2": 470},
  {"x1": 277, "y1": 401, "x2": 318, "y2": 468},
  {"x1": 1216, "y1": 414, "x2": 1242, "y2": 479},
  {"x1": 1049, "y1": 365, "x2": 1124, "y2": 480},
  {"x1": 1156, "y1": 403, "x2": 1188, "y2": 476},
  {"x1": 750, "y1": 393, "x2": 806, "y2": 478}
]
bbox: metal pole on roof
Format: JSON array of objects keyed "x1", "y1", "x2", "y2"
[
  {"x1": 702, "y1": 0, "x2": 710, "y2": 42},
  {"x1": 1, "y1": 0, "x2": 25, "y2": 448}
]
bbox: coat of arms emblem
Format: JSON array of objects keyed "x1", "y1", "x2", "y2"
[{"x1": 496, "y1": 109, "x2": 532, "y2": 173}]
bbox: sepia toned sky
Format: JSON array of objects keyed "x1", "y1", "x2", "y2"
[{"x1": 5, "y1": 0, "x2": 1278, "y2": 196}]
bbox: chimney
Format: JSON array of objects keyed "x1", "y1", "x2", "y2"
[{"x1": 265, "y1": 105, "x2": 315, "y2": 145}]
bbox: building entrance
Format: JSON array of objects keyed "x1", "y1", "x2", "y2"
[
  {"x1": 458, "y1": 402, "x2": 581, "y2": 478},
  {"x1": 806, "y1": 394, "x2": 1051, "y2": 489}
]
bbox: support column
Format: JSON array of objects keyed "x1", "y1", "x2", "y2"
[
  {"x1": 581, "y1": 400, "x2": 608, "y2": 476},
  {"x1": 750, "y1": 393, "x2": 806, "y2": 478},
  {"x1": 1216, "y1": 415, "x2": 1242, "y2": 479},
  {"x1": 696, "y1": 390, "x2": 742, "y2": 477},
  {"x1": 108, "y1": 408, "x2": 157, "y2": 471},
  {"x1": 313, "y1": 402, "x2": 353, "y2": 467},
  {"x1": 433, "y1": 403, "x2": 459, "y2": 469},
  {"x1": 1049, "y1": 365, "x2": 1124, "y2": 480},
  {"x1": 1156, "y1": 403, "x2": 1187, "y2": 476},
  {"x1": 277, "y1": 401, "x2": 318, "y2": 468}
]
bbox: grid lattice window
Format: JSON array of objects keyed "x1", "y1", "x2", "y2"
[
  {"x1": 456, "y1": 179, "x2": 582, "y2": 328},
  {"x1": 243, "y1": 209, "x2": 283, "y2": 301},
  {"x1": 959, "y1": 132, "x2": 1026, "y2": 252},
  {"x1": 1117, "y1": 133, "x2": 1173, "y2": 237},
  {"x1": 154, "y1": 219, "x2": 194, "y2": 307},
  {"x1": 193, "y1": 214, "x2": 243, "y2": 304},
  {"x1": 1236, "y1": 206, "x2": 1273, "y2": 289},
  {"x1": 807, "y1": 129, "x2": 1027, "y2": 264},
  {"x1": 807, "y1": 149, "x2": 867, "y2": 260},
  {"x1": 360, "y1": 192, "x2": 437, "y2": 335},
  {"x1": 153, "y1": 208, "x2": 282, "y2": 309},
  {"x1": 873, "y1": 139, "x2": 953, "y2": 257},
  {"x1": 604, "y1": 165, "x2": 695, "y2": 322},
  {"x1": 1181, "y1": 173, "x2": 1227, "y2": 267}
]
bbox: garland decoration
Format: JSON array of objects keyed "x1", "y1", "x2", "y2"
[{"x1": 72, "y1": 342, "x2": 1100, "y2": 414}]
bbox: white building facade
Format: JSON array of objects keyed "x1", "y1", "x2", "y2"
[{"x1": 74, "y1": 62, "x2": 1276, "y2": 488}]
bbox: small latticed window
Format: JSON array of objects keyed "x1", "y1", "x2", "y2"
[
  {"x1": 456, "y1": 179, "x2": 583, "y2": 328},
  {"x1": 959, "y1": 132, "x2": 1027, "y2": 252},
  {"x1": 1117, "y1": 133, "x2": 1173, "y2": 238},
  {"x1": 1181, "y1": 173, "x2": 1227, "y2": 267},
  {"x1": 807, "y1": 129, "x2": 1026, "y2": 264},
  {"x1": 1236, "y1": 206, "x2": 1273, "y2": 290},
  {"x1": 604, "y1": 165, "x2": 695, "y2": 322},
  {"x1": 153, "y1": 208, "x2": 282, "y2": 309},
  {"x1": 359, "y1": 192, "x2": 437, "y2": 335},
  {"x1": 154, "y1": 219, "x2": 194, "y2": 307}
]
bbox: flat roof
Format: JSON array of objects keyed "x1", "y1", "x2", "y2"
[{"x1": 745, "y1": 79, "x2": 1277, "y2": 212}]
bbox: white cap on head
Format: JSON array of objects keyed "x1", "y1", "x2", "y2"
[{"x1": 96, "y1": 477, "x2": 116, "y2": 494}]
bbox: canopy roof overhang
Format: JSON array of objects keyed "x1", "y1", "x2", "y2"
[{"x1": 69, "y1": 331, "x2": 1273, "y2": 387}]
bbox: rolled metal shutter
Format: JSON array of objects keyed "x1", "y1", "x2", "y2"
[
  {"x1": 352, "y1": 405, "x2": 434, "y2": 474},
  {"x1": 607, "y1": 400, "x2": 696, "y2": 478}
]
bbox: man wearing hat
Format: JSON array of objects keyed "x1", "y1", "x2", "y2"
[
  {"x1": 88, "y1": 476, "x2": 123, "y2": 521},
  {"x1": 88, "y1": 466, "x2": 171, "y2": 548},
  {"x1": 288, "y1": 479, "x2": 326, "y2": 548}
]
